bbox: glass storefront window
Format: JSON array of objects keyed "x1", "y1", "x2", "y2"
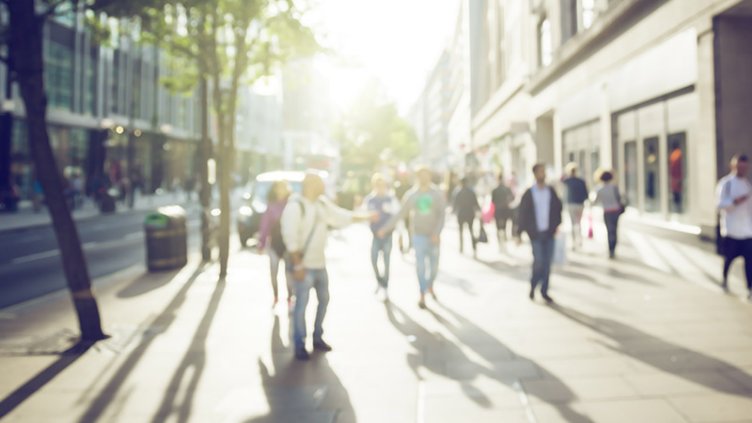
[
  {"x1": 667, "y1": 132, "x2": 687, "y2": 215},
  {"x1": 44, "y1": 39, "x2": 74, "y2": 110},
  {"x1": 624, "y1": 141, "x2": 637, "y2": 206},
  {"x1": 643, "y1": 136, "x2": 660, "y2": 213}
]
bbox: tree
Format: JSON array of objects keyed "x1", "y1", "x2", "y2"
[
  {"x1": 102, "y1": 0, "x2": 316, "y2": 278},
  {"x1": 334, "y1": 81, "x2": 420, "y2": 173},
  {"x1": 3, "y1": 0, "x2": 108, "y2": 341},
  {"x1": 203, "y1": 0, "x2": 317, "y2": 278}
]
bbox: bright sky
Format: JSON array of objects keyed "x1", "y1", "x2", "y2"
[{"x1": 306, "y1": 0, "x2": 459, "y2": 114}]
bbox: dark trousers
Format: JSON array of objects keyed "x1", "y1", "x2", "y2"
[
  {"x1": 531, "y1": 234, "x2": 554, "y2": 295},
  {"x1": 458, "y1": 217, "x2": 477, "y2": 253},
  {"x1": 723, "y1": 238, "x2": 752, "y2": 289},
  {"x1": 604, "y1": 211, "x2": 620, "y2": 254}
]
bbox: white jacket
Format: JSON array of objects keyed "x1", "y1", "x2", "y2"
[
  {"x1": 717, "y1": 173, "x2": 752, "y2": 239},
  {"x1": 280, "y1": 194, "x2": 354, "y2": 269}
]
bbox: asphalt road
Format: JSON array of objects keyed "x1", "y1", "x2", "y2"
[{"x1": 0, "y1": 209, "x2": 203, "y2": 309}]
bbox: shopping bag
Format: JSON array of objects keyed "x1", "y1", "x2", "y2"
[
  {"x1": 482, "y1": 202, "x2": 495, "y2": 224},
  {"x1": 552, "y1": 233, "x2": 567, "y2": 265}
]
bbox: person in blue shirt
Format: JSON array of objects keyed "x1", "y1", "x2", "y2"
[{"x1": 363, "y1": 173, "x2": 401, "y2": 301}]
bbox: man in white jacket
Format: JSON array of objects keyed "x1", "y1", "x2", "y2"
[
  {"x1": 717, "y1": 154, "x2": 752, "y2": 297},
  {"x1": 282, "y1": 171, "x2": 371, "y2": 360}
]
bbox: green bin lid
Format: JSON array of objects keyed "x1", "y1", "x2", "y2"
[{"x1": 144, "y1": 213, "x2": 169, "y2": 228}]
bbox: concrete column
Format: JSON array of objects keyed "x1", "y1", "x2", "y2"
[{"x1": 695, "y1": 24, "x2": 718, "y2": 233}]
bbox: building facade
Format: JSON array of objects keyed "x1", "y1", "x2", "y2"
[
  {"x1": 452, "y1": 0, "x2": 752, "y2": 236},
  {"x1": 0, "y1": 13, "x2": 202, "y2": 206}
]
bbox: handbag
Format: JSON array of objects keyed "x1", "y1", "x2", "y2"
[{"x1": 552, "y1": 232, "x2": 567, "y2": 265}]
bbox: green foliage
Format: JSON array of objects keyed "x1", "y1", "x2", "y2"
[{"x1": 334, "y1": 81, "x2": 419, "y2": 172}]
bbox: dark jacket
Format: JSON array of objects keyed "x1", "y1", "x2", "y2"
[
  {"x1": 452, "y1": 186, "x2": 480, "y2": 221},
  {"x1": 516, "y1": 185, "x2": 563, "y2": 240},
  {"x1": 562, "y1": 176, "x2": 588, "y2": 204}
]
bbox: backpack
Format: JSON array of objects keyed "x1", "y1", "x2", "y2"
[{"x1": 270, "y1": 200, "x2": 305, "y2": 256}]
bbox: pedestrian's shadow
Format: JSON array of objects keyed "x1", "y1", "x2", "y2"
[
  {"x1": 431, "y1": 303, "x2": 595, "y2": 423},
  {"x1": 383, "y1": 302, "x2": 493, "y2": 407},
  {"x1": 245, "y1": 316, "x2": 355, "y2": 423},
  {"x1": 550, "y1": 303, "x2": 752, "y2": 396}
]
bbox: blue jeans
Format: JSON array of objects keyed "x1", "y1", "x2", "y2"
[
  {"x1": 293, "y1": 269, "x2": 329, "y2": 349},
  {"x1": 531, "y1": 235, "x2": 554, "y2": 295},
  {"x1": 413, "y1": 235, "x2": 440, "y2": 294},
  {"x1": 371, "y1": 235, "x2": 393, "y2": 288}
]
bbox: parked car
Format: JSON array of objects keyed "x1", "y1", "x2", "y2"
[{"x1": 237, "y1": 171, "x2": 305, "y2": 247}]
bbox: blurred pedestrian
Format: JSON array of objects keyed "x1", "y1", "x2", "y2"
[
  {"x1": 516, "y1": 163, "x2": 562, "y2": 303},
  {"x1": 716, "y1": 154, "x2": 752, "y2": 297},
  {"x1": 491, "y1": 173, "x2": 514, "y2": 246},
  {"x1": 594, "y1": 170, "x2": 624, "y2": 259},
  {"x1": 562, "y1": 163, "x2": 589, "y2": 249},
  {"x1": 363, "y1": 174, "x2": 400, "y2": 300},
  {"x1": 379, "y1": 166, "x2": 446, "y2": 309},
  {"x1": 257, "y1": 180, "x2": 294, "y2": 310},
  {"x1": 282, "y1": 171, "x2": 371, "y2": 360},
  {"x1": 452, "y1": 176, "x2": 481, "y2": 256}
]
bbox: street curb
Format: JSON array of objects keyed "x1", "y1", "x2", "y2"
[{"x1": 0, "y1": 202, "x2": 198, "y2": 236}]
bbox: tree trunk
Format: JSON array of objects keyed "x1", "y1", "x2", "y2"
[
  {"x1": 198, "y1": 73, "x2": 212, "y2": 262},
  {"x1": 210, "y1": 68, "x2": 230, "y2": 278},
  {"x1": 8, "y1": 0, "x2": 106, "y2": 341}
]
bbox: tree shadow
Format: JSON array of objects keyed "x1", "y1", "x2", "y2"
[
  {"x1": 150, "y1": 277, "x2": 227, "y2": 422},
  {"x1": 245, "y1": 315, "x2": 355, "y2": 423},
  {"x1": 0, "y1": 340, "x2": 94, "y2": 418},
  {"x1": 116, "y1": 268, "x2": 181, "y2": 298},
  {"x1": 567, "y1": 260, "x2": 659, "y2": 287},
  {"x1": 431, "y1": 303, "x2": 595, "y2": 423},
  {"x1": 550, "y1": 303, "x2": 752, "y2": 396},
  {"x1": 474, "y1": 259, "x2": 530, "y2": 283},
  {"x1": 77, "y1": 263, "x2": 211, "y2": 423},
  {"x1": 553, "y1": 269, "x2": 613, "y2": 290}
]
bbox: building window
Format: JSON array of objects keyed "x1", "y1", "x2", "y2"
[
  {"x1": 581, "y1": 0, "x2": 596, "y2": 29},
  {"x1": 643, "y1": 136, "x2": 660, "y2": 213},
  {"x1": 623, "y1": 141, "x2": 637, "y2": 206},
  {"x1": 44, "y1": 39, "x2": 74, "y2": 110},
  {"x1": 668, "y1": 132, "x2": 687, "y2": 214},
  {"x1": 538, "y1": 18, "x2": 552, "y2": 67}
]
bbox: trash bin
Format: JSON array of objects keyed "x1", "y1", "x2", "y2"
[{"x1": 144, "y1": 205, "x2": 187, "y2": 272}]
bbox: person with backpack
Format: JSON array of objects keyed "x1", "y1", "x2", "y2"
[
  {"x1": 257, "y1": 180, "x2": 294, "y2": 310},
  {"x1": 282, "y1": 172, "x2": 372, "y2": 360},
  {"x1": 363, "y1": 173, "x2": 401, "y2": 301}
]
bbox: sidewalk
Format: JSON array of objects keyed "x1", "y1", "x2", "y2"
[
  {"x1": 0, "y1": 192, "x2": 199, "y2": 233},
  {"x1": 1, "y1": 223, "x2": 751, "y2": 422}
]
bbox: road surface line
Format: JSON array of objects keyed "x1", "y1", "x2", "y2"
[{"x1": 11, "y1": 250, "x2": 60, "y2": 264}]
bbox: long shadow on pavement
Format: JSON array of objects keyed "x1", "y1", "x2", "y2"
[
  {"x1": 384, "y1": 302, "x2": 593, "y2": 423},
  {"x1": 550, "y1": 303, "x2": 752, "y2": 396},
  {"x1": 0, "y1": 341, "x2": 94, "y2": 419},
  {"x1": 77, "y1": 262, "x2": 211, "y2": 423},
  {"x1": 246, "y1": 316, "x2": 355, "y2": 423},
  {"x1": 150, "y1": 276, "x2": 227, "y2": 422},
  {"x1": 433, "y1": 303, "x2": 594, "y2": 423},
  {"x1": 116, "y1": 270, "x2": 177, "y2": 298}
]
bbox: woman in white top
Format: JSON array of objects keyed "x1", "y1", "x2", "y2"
[{"x1": 594, "y1": 170, "x2": 624, "y2": 259}]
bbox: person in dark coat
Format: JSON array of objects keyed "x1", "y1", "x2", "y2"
[
  {"x1": 516, "y1": 163, "x2": 563, "y2": 303},
  {"x1": 562, "y1": 163, "x2": 589, "y2": 249},
  {"x1": 452, "y1": 177, "x2": 481, "y2": 255}
]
